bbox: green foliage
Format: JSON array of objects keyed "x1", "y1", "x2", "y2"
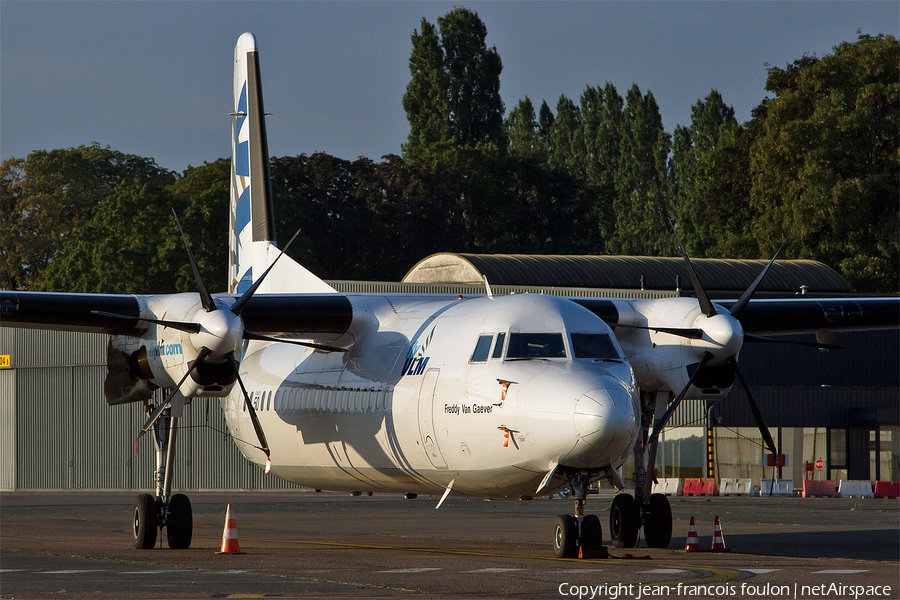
[
  {"x1": 608, "y1": 85, "x2": 673, "y2": 256},
  {"x1": 4, "y1": 29, "x2": 895, "y2": 293},
  {"x1": 669, "y1": 90, "x2": 742, "y2": 257},
  {"x1": 403, "y1": 7, "x2": 505, "y2": 159},
  {"x1": 1, "y1": 143, "x2": 174, "y2": 291},
  {"x1": 750, "y1": 34, "x2": 899, "y2": 291}
]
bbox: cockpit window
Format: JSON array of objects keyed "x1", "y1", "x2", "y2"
[
  {"x1": 571, "y1": 333, "x2": 622, "y2": 360},
  {"x1": 492, "y1": 332, "x2": 506, "y2": 359},
  {"x1": 470, "y1": 334, "x2": 493, "y2": 362},
  {"x1": 506, "y1": 333, "x2": 566, "y2": 359}
]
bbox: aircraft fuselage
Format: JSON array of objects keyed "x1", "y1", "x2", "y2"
[{"x1": 218, "y1": 293, "x2": 639, "y2": 497}]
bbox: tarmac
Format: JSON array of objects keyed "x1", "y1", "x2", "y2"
[{"x1": 1, "y1": 491, "x2": 898, "y2": 599}]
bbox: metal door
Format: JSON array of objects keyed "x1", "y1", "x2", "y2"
[{"x1": 417, "y1": 369, "x2": 447, "y2": 469}]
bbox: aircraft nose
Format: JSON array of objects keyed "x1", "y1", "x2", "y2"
[{"x1": 572, "y1": 385, "x2": 637, "y2": 456}]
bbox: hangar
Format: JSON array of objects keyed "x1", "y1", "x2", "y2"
[{"x1": 2, "y1": 253, "x2": 897, "y2": 492}]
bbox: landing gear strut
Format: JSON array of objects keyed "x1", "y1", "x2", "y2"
[
  {"x1": 618, "y1": 390, "x2": 673, "y2": 549},
  {"x1": 133, "y1": 397, "x2": 193, "y2": 549}
]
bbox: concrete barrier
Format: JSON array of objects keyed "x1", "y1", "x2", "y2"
[
  {"x1": 760, "y1": 479, "x2": 794, "y2": 496},
  {"x1": 838, "y1": 480, "x2": 874, "y2": 498},
  {"x1": 873, "y1": 481, "x2": 900, "y2": 499},
  {"x1": 802, "y1": 479, "x2": 839, "y2": 498},
  {"x1": 651, "y1": 478, "x2": 682, "y2": 496},
  {"x1": 720, "y1": 478, "x2": 752, "y2": 496}
]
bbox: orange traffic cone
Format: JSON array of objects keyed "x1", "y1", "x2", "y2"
[
  {"x1": 684, "y1": 516, "x2": 700, "y2": 552},
  {"x1": 216, "y1": 504, "x2": 243, "y2": 554},
  {"x1": 712, "y1": 515, "x2": 727, "y2": 552}
]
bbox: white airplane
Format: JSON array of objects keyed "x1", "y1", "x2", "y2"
[{"x1": 2, "y1": 33, "x2": 897, "y2": 558}]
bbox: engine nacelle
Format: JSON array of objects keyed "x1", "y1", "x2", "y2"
[
  {"x1": 614, "y1": 298, "x2": 738, "y2": 401},
  {"x1": 104, "y1": 293, "x2": 241, "y2": 405}
]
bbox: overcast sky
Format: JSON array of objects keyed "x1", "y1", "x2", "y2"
[{"x1": 2, "y1": 1, "x2": 897, "y2": 173}]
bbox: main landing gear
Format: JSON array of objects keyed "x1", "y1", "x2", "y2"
[{"x1": 133, "y1": 400, "x2": 193, "y2": 549}]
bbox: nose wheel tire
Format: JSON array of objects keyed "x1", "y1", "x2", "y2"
[
  {"x1": 609, "y1": 493, "x2": 640, "y2": 548},
  {"x1": 133, "y1": 494, "x2": 158, "y2": 549},
  {"x1": 553, "y1": 514, "x2": 578, "y2": 558},
  {"x1": 643, "y1": 493, "x2": 673, "y2": 548}
]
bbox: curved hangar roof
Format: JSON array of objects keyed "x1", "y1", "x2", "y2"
[{"x1": 402, "y1": 253, "x2": 850, "y2": 295}]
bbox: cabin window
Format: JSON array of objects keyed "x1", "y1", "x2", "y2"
[
  {"x1": 470, "y1": 334, "x2": 494, "y2": 362},
  {"x1": 506, "y1": 333, "x2": 566, "y2": 359},
  {"x1": 571, "y1": 333, "x2": 622, "y2": 360},
  {"x1": 492, "y1": 332, "x2": 506, "y2": 359}
]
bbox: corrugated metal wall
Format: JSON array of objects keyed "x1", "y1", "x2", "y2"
[{"x1": 0, "y1": 328, "x2": 303, "y2": 491}]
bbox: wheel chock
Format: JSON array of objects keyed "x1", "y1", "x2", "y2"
[{"x1": 578, "y1": 545, "x2": 609, "y2": 559}]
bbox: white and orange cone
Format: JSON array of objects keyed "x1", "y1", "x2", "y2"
[
  {"x1": 684, "y1": 516, "x2": 700, "y2": 552},
  {"x1": 711, "y1": 515, "x2": 727, "y2": 552},
  {"x1": 216, "y1": 503, "x2": 243, "y2": 554}
]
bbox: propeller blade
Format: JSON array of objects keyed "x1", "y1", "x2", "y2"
[
  {"x1": 139, "y1": 347, "x2": 211, "y2": 436},
  {"x1": 729, "y1": 237, "x2": 790, "y2": 321},
  {"x1": 668, "y1": 219, "x2": 716, "y2": 317},
  {"x1": 172, "y1": 210, "x2": 216, "y2": 313},
  {"x1": 728, "y1": 356, "x2": 778, "y2": 456},
  {"x1": 744, "y1": 333, "x2": 844, "y2": 350},
  {"x1": 614, "y1": 323, "x2": 704, "y2": 340},
  {"x1": 91, "y1": 310, "x2": 200, "y2": 334},
  {"x1": 230, "y1": 228, "x2": 302, "y2": 316},
  {"x1": 243, "y1": 330, "x2": 347, "y2": 352},
  {"x1": 225, "y1": 351, "x2": 270, "y2": 459},
  {"x1": 647, "y1": 351, "x2": 714, "y2": 450}
]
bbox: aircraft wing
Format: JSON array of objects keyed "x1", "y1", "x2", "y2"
[
  {"x1": 572, "y1": 296, "x2": 899, "y2": 336},
  {"x1": 0, "y1": 291, "x2": 353, "y2": 340},
  {"x1": 714, "y1": 297, "x2": 900, "y2": 335}
]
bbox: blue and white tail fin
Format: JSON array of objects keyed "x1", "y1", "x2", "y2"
[{"x1": 229, "y1": 32, "x2": 336, "y2": 295}]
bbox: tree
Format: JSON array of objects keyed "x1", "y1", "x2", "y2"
[
  {"x1": 609, "y1": 85, "x2": 673, "y2": 256},
  {"x1": 3, "y1": 143, "x2": 174, "y2": 291},
  {"x1": 402, "y1": 7, "x2": 505, "y2": 159},
  {"x1": 165, "y1": 159, "x2": 231, "y2": 293},
  {"x1": 0, "y1": 158, "x2": 26, "y2": 289},
  {"x1": 669, "y1": 89, "x2": 741, "y2": 256},
  {"x1": 507, "y1": 97, "x2": 548, "y2": 162},
  {"x1": 750, "y1": 34, "x2": 899, "y2": 291},
  {"x1": 547, "y1": 95, "x2": 585, "y2": 178},
  {"x1": 36, "y1": 175, "x2": 176, "y2": 294}
]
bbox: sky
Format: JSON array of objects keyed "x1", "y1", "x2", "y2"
[{"x1": 2, "y1": 1, "x2": 897, "y2": 174}]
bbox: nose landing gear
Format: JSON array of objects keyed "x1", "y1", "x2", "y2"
[
  {"x1": 553, "y1": 470, "x2": 604, "y2": 558},
  {"x1": 550, "y1": 390, "x2": 676, "y2": 557}
]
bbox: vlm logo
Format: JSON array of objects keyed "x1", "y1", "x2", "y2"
[{"x1": 401, "y1": 328, "x2": 435, "y2": 377}]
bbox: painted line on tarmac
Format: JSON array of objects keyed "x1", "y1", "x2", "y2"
[
  {"x1": 376, "y1": 568, "x2": 441, "y2": 573},
  {"x1": 741, "y1": 569, "x2": 779, "y2": 574},
  {"x1": 814, "y1": 570, "x2": 869, "y2": 574},
  {"x1": 197, "y1": 534, "x2": 748, "y2": 586}
]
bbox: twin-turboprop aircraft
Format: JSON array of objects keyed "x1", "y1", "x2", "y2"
[{"x1": 2, "y1": 33, "x2": 897, "y2": 558}]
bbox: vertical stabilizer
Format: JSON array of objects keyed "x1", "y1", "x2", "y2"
[{"x1": 229, "y1": 32, "x2": 336, "y2": 295}]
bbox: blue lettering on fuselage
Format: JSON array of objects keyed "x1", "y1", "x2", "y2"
[
  {"x1": 401, "y1": 356, "x2": 429, "y2": 376},
  {"x1": 152, "y1": 342, "x2": 184, "y2": 358}
]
